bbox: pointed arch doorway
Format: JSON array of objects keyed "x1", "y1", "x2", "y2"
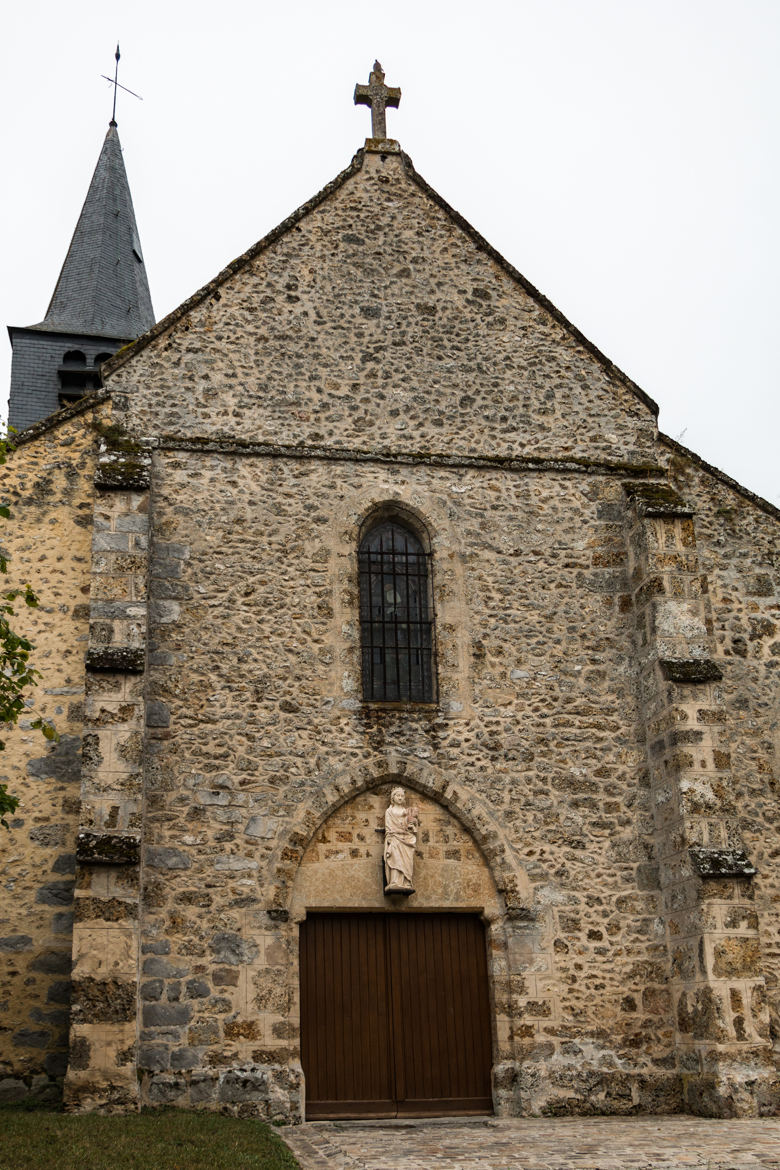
[{"x1": 299, "y1": 911, "x2": 493, "y2": 1119}]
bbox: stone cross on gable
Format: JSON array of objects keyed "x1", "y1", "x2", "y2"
[{"x1": 354, "y1": 61, "x2": 401, "y2": 140}]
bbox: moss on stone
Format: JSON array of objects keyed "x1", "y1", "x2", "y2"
[
  {"x1": 660, "y1": 657, "x2": 723, "y2": 683},
  {"x1": 85, "y1": 646, "x2": 145, "y2": 673},
  {"x1": 76, "y1": 832, "x2": 141, "y2": 866},
  {"x1": 624, "y1": 480, "x2": 692, "y2": 516}
]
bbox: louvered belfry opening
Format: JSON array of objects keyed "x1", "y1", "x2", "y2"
[{"x1": 359, "y1": 520, "x2": 435, "y2": 702}]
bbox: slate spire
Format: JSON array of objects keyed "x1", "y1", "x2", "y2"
[
  {"x1": 41, "y1": 121, "x2": 154, "y2": 337},
  {"x1": 8, "y1": 119, "x2": 155, "y2": 431}
]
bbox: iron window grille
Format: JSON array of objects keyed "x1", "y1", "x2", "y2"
[{"x1": 359, "y1": 521, "x2": 436, "y2": 703}]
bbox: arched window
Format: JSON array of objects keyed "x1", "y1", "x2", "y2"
[{"x1": 358, "y1": 519, "x2": 435, "y2": 703}]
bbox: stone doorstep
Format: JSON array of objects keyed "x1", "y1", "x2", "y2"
[{"x1": 321, "y1": 1116, "x2": 498, "y2": 1129}]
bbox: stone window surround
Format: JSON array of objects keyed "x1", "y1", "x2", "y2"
[
  {"x1": 333, "y1": 488, "x2": 472, "y2": 720},
  {"x1": 358, "y1": 507, "x2": 437, "y2": 704}
]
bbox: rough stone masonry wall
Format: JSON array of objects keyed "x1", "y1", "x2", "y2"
[
  {"x1": 132, "y1": 447, "x2": 682, "y2": 1118},
  {"x1": 38, "y1": 141, "x2": 777, "y2": 1119},
  {"x1": 663, "y1": 450, "x2": 780, "y2": 1085},
  {"x1": 97, "y1": 143, "x2": 696, "y2": 1116},
  {"x1": 108, "y1": 149, "x2": 658, "y2": 470},
  {"x1": 0, "y1": 410, "x2": 98, "y2": 1102},
  {"x1": 622, "y1": 480, "x2": 775, "y2": 1116},
  {"x1": 96, "y1": 144, "x2": 687, "y2": 1117}
]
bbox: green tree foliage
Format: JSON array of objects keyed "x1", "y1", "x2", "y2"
[{"x1": 0, "y1": 434, "x2": 56, "y2": 829}]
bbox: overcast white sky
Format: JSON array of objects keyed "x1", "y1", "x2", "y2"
[{"x1": 3, "y1": 0, "x2": 778, "y2": 504}]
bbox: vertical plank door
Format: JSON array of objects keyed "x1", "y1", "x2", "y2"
[
  {"x1": 300, "y1": 913, "x2": 396, "y2": 1118},
  {"x1": 300, "y1": 913, "x2": 492, "y2": 1119},
  {"x1": 387, "y1": 913, "x2": 493, "y2": 1115}
]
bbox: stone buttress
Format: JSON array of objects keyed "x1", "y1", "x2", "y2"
[
  {"x1": 64, "y1": 431, "x2": 151, "y2": 1109},
  {"x1": 623, "y1": 480, "x2": 777, "y2": 1116}
]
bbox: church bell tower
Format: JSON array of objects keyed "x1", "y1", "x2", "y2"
[{"x1": 7, "y1": 59, "x2": 154, "y2": 431}]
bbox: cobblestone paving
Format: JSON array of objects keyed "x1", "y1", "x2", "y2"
[{"x1": 281, "y1": 1116, "x2": 780, "y2": 1170}]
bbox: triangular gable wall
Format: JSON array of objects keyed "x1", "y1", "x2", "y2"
[{"x1": 106, "y1": 149, "x2": 659, "y2": 467}]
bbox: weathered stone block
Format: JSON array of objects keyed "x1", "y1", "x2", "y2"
[
  {"x1": 689, "y1": 847, "x2": 757, "y2": 879},
  {"x1": 35, "y1": 881, "x2": 75, "y2": 906},
  {"x1": 145, "y1": 845, "x2": 190, "y2": 869},
  {"x1": 145, "y1": 700, "x2": 170, "y2": 728},
  {"x1": 142, "y1": 956, "x2": 188, "y2": 978},
  {"x1": 95, "y1": 444, "x2": 151, "y2": 490},
  {"x1": 212, "y1": 967, "x2": 240, "y2": 987},
  {"x1": 52, "y1": 912, "x2": 74, "y2": 934},
  {"x1": 29, "y1": 824, "x2": 70, "y2": 847},
  {"x1": 30, "y1": 949, "x2": 71, "y2": 975},
  {"x1": 146, "y1": 1073, "x2": 187, "y2": 1104},
  {"x1": 77, "y1": 832, "x2": 141, "y2": 866},
  {"x1": 624, "y1": 482, "x2": 692, "y2": 517},
  {"x1": 142, "y1": 939, "x2": 171, "y2": 955},
  {"x1": 218, "y1": 1068, "x2": 268, "y2": 1104},
  {"x1": 170, "y1": 1047, "x2": 200, "y2": 1070},
  {"x1": 184, "y1": 979, "x2": 211, "y2": 999},
  {"x1": 75, "y1": 896, "x2": 137, "y2": 922},
  {"x1": 46, "y1": 980, "x2": 73, "y2": 1004},
  {"x1": 660, "y1": 658, "x2": 723, "y2": 683},
  {"x1": 712, "y1": 938, "x2": 762, "y2": 979},
  {"x1": 12, "y1": 1028, "x2": 51, "y2": 1048},
  {"x1": 188, "y1": 1020, "x2": 220, "y2": 1046},
  {"x1": 0, "y1": 1078, "x2": 30, "y2": 1103},
  {"x1": 0, "y1": 935, "x2": 33, "y2": 952},
  {"x1": 189, "y1": 1073, "x2": 219, "y2": 1104},
  {"x1": 86, "y1": 646, "x2": 145, "y2": 673},
  {"x1": 209, "y1": 932, "x2": 259, "y2": 966},
  {"x1": 138, "y1": 1044, "x2": 170, "y2": 1072},
  {"x1": 43, "y1": 1052, "x2": 69, "y2": 1079},
  {"x1": 142, "y1": 1003, "x2": 192, "y2": 1027},
  {"x1": 244, "y1": 815, "x2": 279, "y2": 840},
  {"x1": 27, "y1": 735, "x2": 81, "y2": 782},
  {"x1": 71, "y1": 977, "x2": 136, "y2": 1023}
]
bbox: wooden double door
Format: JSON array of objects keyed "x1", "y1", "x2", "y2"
[{"x1": 300, "y1": 912, "x2": 493, "y2": 1118}]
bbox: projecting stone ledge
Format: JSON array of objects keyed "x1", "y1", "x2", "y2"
[
  {"x1": 85, "y1": 646, "x2": 145, "y2": 673},
  {"x1": 660, "y1": 657, "x2": 723, "y2": 683},
  {"x1": 94, "y1": 438, "x2": 151, "y2": 490},
  {"x1": 689, "y1": 847, "x2": 757, "y2": 879},
  {"x1": 77, "y1": 832, "x2": 140, "y2": 866},
  {"x1": 624, "y1": 481, "x2": 693, "y2": 517}
]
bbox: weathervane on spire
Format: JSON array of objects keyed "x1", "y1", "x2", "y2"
[
  {"x1": 101, "y1": 43, "x2": 142, "y2": 126},
  {"x1": 354, "y1": 61, "x2": 401, "y2": 140}
]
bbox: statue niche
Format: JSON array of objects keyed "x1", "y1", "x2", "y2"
[
  {"x1": 290, "y1": 782, "x2": 508, "y2": 917},
  {"x1": 383, "y1": 786, "x2": 419, "y2": 895}
]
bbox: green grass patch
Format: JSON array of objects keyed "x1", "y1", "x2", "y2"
[{"x1": 0, "y1": 1107, "x2": 300, "y2": 1170}]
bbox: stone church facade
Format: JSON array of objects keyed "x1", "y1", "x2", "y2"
[{"x1": 1, "y1": 102, "x2": 779, "y2": 1120}]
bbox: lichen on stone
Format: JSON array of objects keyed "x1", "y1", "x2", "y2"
[
  {"x1": 689, "y1": 847, "x2": 757, "y2": 879},
  {"x1": 660, "y1": 657, "x2": 723, "y2": 683},
  {"x1": 85, "y1": 646, "x2": 145, "y2": 673},
  {"x1": 623, "y1": 480, "x2": 692, "y2": 517},
  {"x1": 76, "y1": 831, "x2": 141, "y2": 866}
]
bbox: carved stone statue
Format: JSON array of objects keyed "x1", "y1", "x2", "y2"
[{"x1": 384, "y1": 787, "x2": 419, "y2": 894}]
